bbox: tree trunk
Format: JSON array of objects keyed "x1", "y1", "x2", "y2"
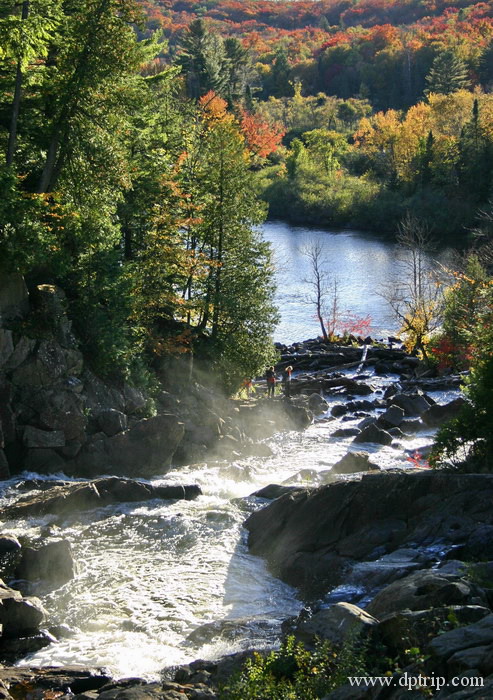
[{"x1": 6, "y1": 1, "x2": 29, "y2": 167}]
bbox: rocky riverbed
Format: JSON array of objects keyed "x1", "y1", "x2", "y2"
[{"x1": 3, "y1": 271, "x2": 491, "y2": 699}]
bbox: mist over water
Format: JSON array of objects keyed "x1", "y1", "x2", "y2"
[{"x1": 1, "y1": 222, "x2": 455, "y2": 679}]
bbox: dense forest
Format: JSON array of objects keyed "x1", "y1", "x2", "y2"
[{"x1": 0, "y1": 0, "x2": 281, "y2": 392}]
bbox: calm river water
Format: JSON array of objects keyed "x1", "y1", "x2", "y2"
[{"x1": 262, "y1": 220, "x2": 447, "y2": 344}]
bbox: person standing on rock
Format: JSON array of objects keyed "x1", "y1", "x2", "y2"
[
  {"x1": 282, "y1": 365, "x2": 293, "y2": 397},
  {"x1": 265, "y1": 366, "x2": 276, "y2": 398}
]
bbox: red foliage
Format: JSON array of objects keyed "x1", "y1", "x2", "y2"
[
  {"x1": 239, "y1": 110, "x2": 285, "y2": 157},
  {"x1": 407, "y1": 450, "x2": 431, "y2": 469}
]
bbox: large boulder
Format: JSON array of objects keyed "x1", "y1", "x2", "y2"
[
  {"x1": 421, "y1": 397, "x2": 467, "y2": 428},
  {"x1": 353, "y1": 423, "x2": 393, "y2": 446},
  {"x1": 332, "y1": 451, "x2": 379, "y2": 474},
  {"x1": 16, "y1": 540, "x2": 75, "y2": 587},
  {"x1": 244, "y1": 472, "x2": 493, "y2": 595},
  {"x1": 74, "y1": 413, "x2": 184, "y2": 477},
  {"x1": 379, "y1": 404, "x2": 405, "y2": 428},
  {"x1": 391, "y1": 392, "x2": 432, "y2": 416},
  {"x1": 3, "y1": 477, "x2": 201, "y2": 519},
  {"x1": 366, "y1": 570, "x2": 489, "y2": 619},
  {"x1": 0, "y1": 580, "x2": 46, "y2": 636},
  {"x1": 292, "y1": 602, "x2": 379, "y2": 647},
  {"x1": 96, "y1": 408, "x2": 128, "y2": 437}
]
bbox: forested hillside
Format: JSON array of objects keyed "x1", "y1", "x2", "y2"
[{"x1": 140, "y1": 0, "x2": 493, "y2": 108}]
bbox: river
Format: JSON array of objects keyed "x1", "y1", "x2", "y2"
[
  {"x1": 1, "y1": 222, "x2": 453, "y2": 679},
  {"x1": 263, "y1": 220, "x2": 450, "y2": 344}
]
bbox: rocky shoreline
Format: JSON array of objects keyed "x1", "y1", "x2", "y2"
[{"x1": 3, "y1": 272, "x2": 490, "y2": 698}]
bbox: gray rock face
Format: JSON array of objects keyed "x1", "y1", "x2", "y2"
[
  {"x1": 96, "y1": 408, "x2": 128, "y2": 437},
  {"x1": 292, "y1": 602, "x2": 379, "y2": 646},
  {"x1": 74, "y1": 413, "x2": 184, "y2": 478},
  {"x1": 0, "y1": 329, "x2": 14, "y2": 369},
  {"x1": 23, "y1": 426, "x2": 65, "y2": 449},
  {"x1": 245, "y1": 472, "x2": 493, "y2": 595},
  {"x1": 16, "y1": 540, "x2": 75, "y2": 587},
  {"x1": 366, "y1": 570, "x2": 488, "y2": 619}
]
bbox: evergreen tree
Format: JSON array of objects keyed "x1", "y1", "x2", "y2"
[
  {"x1": 270, "y1": 46, "x2": 293, "y2": 98},
  {"x1": 425, "y1": 50, "x2": 470, "y2": 96},
  {"x1": 458, "y1": 99, "x2": 492, "y2": 202},
  {"x1": 176, "y1": 19, "x2": 229, "y2": 99}
]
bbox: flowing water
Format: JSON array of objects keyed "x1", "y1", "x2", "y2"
[{"x1": 0, "y1": 222, "x2": 457, "y2": 679}]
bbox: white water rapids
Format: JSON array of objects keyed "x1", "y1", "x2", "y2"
[{"x1": 1, "y1": 375, "x2": 457, "y2": 680}]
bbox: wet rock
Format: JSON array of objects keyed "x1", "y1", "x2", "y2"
[
  {"x1": 331, "y1": 427, "x2": 361, "y2": 438},
  {"x1": 332, "y1": 451, "x2": 379, "y2": 474},
  {"x1": 292, "y1": 602, "x2": 379, "y2": 647},
  {"x1": 0, "y1": 667, "x2": 111, "y2": 696},
  {"x1": 96, "y1": 408, "x2": 128, "y2": 437},
  {"x1": 400, "y1": 418, "x2": 424, "y2": 434},
  {"x1": 16, "y1": 540, "x2": 75, "y2": 587},
  {"x1": 307, "y1": 393, "x2": 329, "y2": 413},
  {"x1": 0, "y1": 631, "x2": 55, "y2": 664},
  {"x1": 379, "y1": 404, "x2": 405, "y2": 428},
  {"x1": 3, "y1": 477, "x2": 202, "y2": 519},
  {"x1": 421, "y1": 397, "x2": 467, "y2": 428},
  {"x1": 0, "y1": 580, "x2": 47, "y2": 636},
  {"x1": 245, "y1": 472, "x2": 493, "y2": 596},
  {"x1": 331, "y1": 404, "x2": 347, "y2": 418},
  {"x1": 0, "y1": 535, "x2": 21, "y2": 555},
  {"x1": 253, "y1": 484, "x2": 303, "y2": 500},
  {"x1": 366, "y1": 570, "x2": 488, "y2": 619},
  {"x1": 353, "y1": 423, "x2": 393, "y2": 446},
  {"x1": 391, "y1": 392, "x2": 432, "y2": 416},
  {"x1": 74, "y1": 413, "x2": 184, "y2": 478}
]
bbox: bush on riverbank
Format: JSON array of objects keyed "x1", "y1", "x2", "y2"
[{"x1": 220, "y1": 635, "x2": 369, "y2": 700}]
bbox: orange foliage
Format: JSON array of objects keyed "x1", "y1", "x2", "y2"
[{"x1": 239, "y1": 109, "x2": 285, "y2": 157}]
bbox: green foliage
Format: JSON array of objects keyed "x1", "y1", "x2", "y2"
[
  {"x1": 425, "y1": 50, "x2": 470, "y2": 96},
  {"x1": 431, "y1": 254, "x2": 493, "y2": 471},
  {"x1": 220, "y1": 635, "x2": 369, "y2": 700}
]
